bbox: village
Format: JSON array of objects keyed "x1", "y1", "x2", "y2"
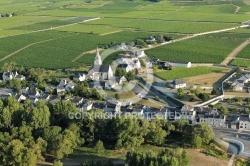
[{"x1": 0, "y1": 42, "x2": 249, "y2": 133}]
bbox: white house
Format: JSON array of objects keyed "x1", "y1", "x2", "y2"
[
  {"x1": 88, "y1": 48, "x2": 113, "y2": 80},
  {"x1": 198, "y1": 113, "x2": 226, "y2": 127},
  {"x1": 65, "y1": 81, "x2": 76, "y2": 92},
  {"x1": 179, "y1": 105, "x2": 196, "y2": 123},
  {"x1": 59, "y1": 78, "x2": 71, "y2": 87},
  {"x1": 117, "y1": 57, "x2": 141, "y2": 72},
  {"x1": 146, "y1": 36, "x2": 156, "y2": 43},
  {"x1": 28, "y1": 87, "x2": 40, "y2": 98},
  {"x1": 73, "y1": 73, "x2": 86, "y2": 82},
  {"x1": 15, "y1": 94, "x2": 27, "y2": 102},
  {"x1": 22, "y1": 87, "x2": 29, "y2": 95},
  {"x1": 239, "y1": 115, "x2": 250, "y2": 130},
  {"x1": 169, "y1": 79, "x2": 186, "y2": 89},
  {"x1": 2, "y1": 71, "x2": 26, "y2": 81}
]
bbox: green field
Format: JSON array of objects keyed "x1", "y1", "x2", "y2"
[
  {"x1": 155, "y1": 66, "x2": 225, "y2": 80},
  {"x1": 237, "y1": 45, "x2": 250, "y2": 59},
  {"x1": 146, "y1": 33, "x2": 249, "y2": 63},
  {"x1": 0, "y1": 0, "x2": 249, "y2": 68},
  {"x1": 231, "y1": 59, "x2": 250, "y2": 68}
]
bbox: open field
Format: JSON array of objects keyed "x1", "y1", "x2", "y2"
[
  {"x1": 184, "y1": 69, "x2": 231, "y2": 86},
  {"x1": 0, "y1": 0, "x2": 249, "y2": 68},
  {"x1": 155, "y1": 66, "x2": 227, "y2": 81},
  {"x1": 61, "y1": 145, "x2": 229, "y2": 166},
  {"x1": 146, "y1": 33, "x2": 249, "y2": 63}
]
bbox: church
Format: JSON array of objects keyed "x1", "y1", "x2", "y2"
[{"x1": 88, "y1": 48, "x2": 113, "y2": 80}]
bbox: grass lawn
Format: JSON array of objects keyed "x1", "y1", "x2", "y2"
[{"x1": 154, "y1": 66, "x2": 226, "y2": 80}]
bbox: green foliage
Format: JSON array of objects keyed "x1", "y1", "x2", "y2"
[
  {"x1": 231, "y1": 59, "x2": 250, "y2": 68},
  {"x1": 177, "y1": 88, "x2": 184, "y2": 99},
  {"x1": 94, "y1": 140, "x2": 105, "y2": 154},
  {"x1": 191, "y1": 135, "x2": 202, "y2": 148},
  {"x1": 126, "y1": 148, "x2": 189, "y2": 166}
]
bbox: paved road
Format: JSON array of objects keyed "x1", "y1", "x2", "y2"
[
  {"x1": 213, "y1": 128, "x2": 250, "y2": 153},
  {"x1": 136, "y1": 77, "x2": 177, "y2": 107}
]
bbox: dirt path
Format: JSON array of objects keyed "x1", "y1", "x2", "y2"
[
  {"x1": 99, "y1": 30, "x2": 123, "y2": 36},
  {"x1": 0, "y1": 34, "x2": 78, "y2": 62},
  {"x1": 0, "y1": 17, "x2": 100, "y2": 39},
  {"x1": 72, "y1": 48, "x2": 103, "y2": 62},
  {"x1": 231, "y1": 1, "x2": 241, "y2": 14},
  {"x1": 220, "y1": 39, "x2": 250, "y2": 65},
  {"x1": 143, "y1": 25, "x2": 250, "y2": 51}
]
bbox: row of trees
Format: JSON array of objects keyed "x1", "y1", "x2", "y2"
[{"x1": 0, "y1": 95, "x2": 215, "y2": 165}]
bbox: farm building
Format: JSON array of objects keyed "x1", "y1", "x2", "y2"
[
  {"x1": 152, "y1": 59, "x2": 191, "y2": 68},
  {"x1": 164, "y1": 61, "x2": 192, "y2": 68}
]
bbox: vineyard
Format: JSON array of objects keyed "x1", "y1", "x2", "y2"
[
  {"x1": 237, "y1": 45, "x2": 250, "y2": 59},
  {"x1": 145, "y1": 33, "x2": 248, "y2": 63},
  {"x1": 231, "y1": 59, "x2": 250, "y2": 68},
  {"x1": 154, "y1": 66, "x2": 225, "y2": 80},
  {"x1": 0, "y1": 0, "x2": 249, "y2": 69}
]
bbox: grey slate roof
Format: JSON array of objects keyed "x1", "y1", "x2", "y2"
[{"x1": 91, "y1": 65, "x2": 110, "y2": 73}]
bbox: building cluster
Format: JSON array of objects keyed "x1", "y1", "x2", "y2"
[
  {"x1": 152, "y1": 58, "x2": 192, "y2": 68},
  {"x1": 226, "y1": 73, "x2": 250, "y2": 91}
]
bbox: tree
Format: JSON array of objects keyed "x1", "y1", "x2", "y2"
[
  {"x1": 135, "y1": 39, "x2": 148, "y2": 48},
  {"x1": 198, "y1": 93, "x2": 210, "y2": 102},
  {"x1": 1, "y1": 61, "x2": 16, "y2": 72},
  {"x1": 94, "y1": 140, "x2": 105, "y2": 154},
  {"x1": 191, "y1": 135, "x2": 202, "y2": 148},
  {"x1": 193, "y1": 123, "x2": 214, "y2": 145},
  {"x1": 177, "y1": 88, "x2": 184, "y2": 99},
  {"x1": 220, "y1": 107, "x2": 229, "y2": 115},
  {"x1": 126, "y1": 71, "x2": 135, "y2": 81},
  {"x1": 156, "y1": 34, "x2": 164, "y2": 43},
  {"x1": 29, "y1": 101, "x2": 50, "y2": 129},
  {"x1": 53, "y1": 160, "x2": 63, "y2": 166}
]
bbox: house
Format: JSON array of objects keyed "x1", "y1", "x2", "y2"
[
  {"x1": 105, "y1": 80, "x2": 116, "y2": 90},
  {"x1": 45, "y1": 86, "x2": 54, "y2": 94},
  {"x1": 146, "y1": 36, "x2": 156, "y2": 43},
  {"x1": 134, "y1": 50, "x2": 145, "y2": 57},
  {"x1": 0, "y1": 88, "x2": 13, "y2": 98},
  {"x1": 179, "y1": 105, "x2": 196, "y2": 123},
  {"x1": 15, "y1": 94, "x2": 26, "y2": 102},
  {"x1": 56, "y1": 85, "x2": 65, "y2": 94},
  {"x1": 65, "y1": 81, "x2": 77, "y2": 92},
  {"x1": 28, "y1": 87, "x2": 40, "y2": 98},
  {"x1": 40, "y1": 94, "x2": 50, "y2": 102},
  {"x1": 198, "y1": 113, "x2": 226, "y2": 127},
  {"x1": 80, "y1": 100, "x2": 93, "y2": 111},
  {"x1": 169, "y1": 79, "x2": 186, "y2": 89},
  {"x1": 88, "y1": 48, "x2": 113, "y2": 80},
  {"x1": 59, "y1": 78, "x2": 71, "y2": 87},
  {"x1": 29, "y1": 96, "x2": 39, "y2": 104},
  {"x1": 239, "y1": 115, "x2": 250, "y2": 130},
  {"x1": 227, "y1": 73, "x2": 250, "y2": 91},
  {"x1": 92, "y1": 102, "x2": 106, "y2": 111},
  {"x1": 117, "y1": 57, "x2": 141, "y2": 72},
  {"x1": 73, "y1": 73, "x2": 86, "y2": 82},
  {"x1": 22, "y1": 87, "x2": 29, "y2": 95},
  {"x1": 15, "y1": 75, "x2": 26, "y2": 81},
  {"x1": 2, "y1": 71, "x2": 26, "y2": 81},
  {"x1": 48, "y1": 96, "x2": 61, "y2": 104},
  {"x1": 71, "y1": 97, "x2": 84, "y2": 107}
]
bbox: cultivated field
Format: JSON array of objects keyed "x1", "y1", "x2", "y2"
[
  {"x1": 146, "y1": 33, "x2": 249, "y2": 63},
  {"x1": 237, "y1": 45, "x2": 250, "y2": 59},
  {"x1": 231, "y1": 58, "x2": 250, "y2": 68},
  {"x1": 0, "y1": 0, "x2": 249, "y2": 68},
  {"x1": 154, "y1": 66, "x2": 227, "y2": 80}
]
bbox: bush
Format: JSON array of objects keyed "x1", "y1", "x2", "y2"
[{"x1": 94, "y1": 140, "x2": 105, "y2": 154}]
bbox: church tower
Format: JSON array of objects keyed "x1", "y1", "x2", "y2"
[{"x1": 94, "y1": 47, "x2": 102, "y2": 65}]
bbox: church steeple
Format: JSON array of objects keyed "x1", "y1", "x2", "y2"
[{"x1": 94, "y1": 47, "x2": 102, "y2": 65}]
